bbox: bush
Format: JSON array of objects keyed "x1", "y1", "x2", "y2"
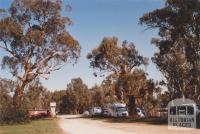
[{"x1": 0, "y1": 101, "x2": 29, "y2": 124}]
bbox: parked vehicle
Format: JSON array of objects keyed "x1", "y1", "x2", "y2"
[
  {"x1": 83, "y1": 110, "x2": 90, "y2": 117},
  {"x1": 29, "y1": 109, "x2": 50, "y2": 119},
  {"x1": 102, "y1": 108, "x2": 110, "y2": 117},
  {"x1": 107, "y1": 103, "x2": 129, "y2": 117},
  {"x1": 136, "y1": 108, "x2": 145, "y2": 118},
  {"x1": 90, "y1": 107, "x2": 102, "y2": 116}
]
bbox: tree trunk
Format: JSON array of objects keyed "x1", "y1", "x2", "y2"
[
  {"x1": 128, "y1": 95, "x2": 135, "y2": 116},
  {"x1": 13, "y1": 76, "x2": 27, "y2": 106}
]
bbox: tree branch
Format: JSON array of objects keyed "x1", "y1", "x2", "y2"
[
  {"x1": 28, "y1": 63, "x2": 64, "y2": 80},
  {"x1": 36, "y1": 51, "x2": 65, "y2": 69},
  {"x1": 0, "y1": 41, "x2": 16, "y2": 57}
]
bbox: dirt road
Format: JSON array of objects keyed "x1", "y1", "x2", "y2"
[{"x1": 58, "y1": 115, "x2": 200, "y2": 134}]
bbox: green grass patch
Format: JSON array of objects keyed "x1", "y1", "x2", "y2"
[{"x1": 0, "y1": 118, "x2": 64, "y2": 134}]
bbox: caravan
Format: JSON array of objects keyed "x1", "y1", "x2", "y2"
[{"x1": 107, "y1": 103, "x2": 129, "y2": 117}]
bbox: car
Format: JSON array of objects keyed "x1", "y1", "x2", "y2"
[
  {"x1": 83, "y1": 110, "x2": 90, "y2": 117},
  {"x1": 102, "y1": 108, "x2": 110, "y2": 117},
  {"x1": 90, "y1": 107, "x2": 102, "y2": 117}
]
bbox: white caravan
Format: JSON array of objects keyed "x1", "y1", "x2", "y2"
[
  {"x1": 90, "y1": 107, "x2": 102, "y2": 116},
  {"x1": 107, "y1": 103, "x2": 129, "y2": 117}
]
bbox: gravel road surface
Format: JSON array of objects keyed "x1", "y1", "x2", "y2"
[{"x1": 58, "y1": 115, "x2": 200, "y2": 134}]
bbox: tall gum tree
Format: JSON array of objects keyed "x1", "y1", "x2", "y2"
[
  {"x1": 87, "y1": 37, "x2": 150, "y2": 114},
  {"x1": 140, "y1": 0, "x2": 200, "y2": 101},
  {"x1": 0, "y1": 0, "x2": 81, "y2": 105},
  {"x1": 87, "y1": 37, "x2": 148, "y2": 77}
]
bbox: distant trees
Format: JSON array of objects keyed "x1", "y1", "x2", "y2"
[
  {"x1": 54, "y1": 78, "x2": 91, "y2": 114},
  {"x1": 52, "y1": 77, "x2": 117, "y2": 114},
  {"x1": 0, "y1": 78, "x2": 28, "y2": 124},
  {"x1": 0, "y1": 0, "x2": 80, "y2": 105},
  {"x1": 90, "y1": 85, "x2": 105, "y2": 108},
  {"x1": 51, "y1": 90, "x2": 67, "y2": 113},
  {"x1": 24, "y1": 79, "x2": 52, "y2": 109},
  {"x1": 140, "y1": 0, "x2": 200, "y2": 103},
  {"x1": 0, "y1": 78, "x2": 52, "y2": 124},
  {"x1": 2, "y1": 0, "x2": 200, "y2": 120},
  {"x1": 0, "y1": 78, "x2": 13, "y2": 123},
  {"x1": 65, "y1": 78, "x2": 91, "y2": 114}
]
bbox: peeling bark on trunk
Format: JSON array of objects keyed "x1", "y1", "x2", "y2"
[
  {"x1": 13, "y1": 74, "x2": 28, "y2": 106},
  {"x1": 13, "y1": 82, "x2": 26, "y2": 106}
]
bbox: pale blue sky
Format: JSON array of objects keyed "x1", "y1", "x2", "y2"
[{"x1": 0, "y1": 0, "x2": 165, "y2": 91}]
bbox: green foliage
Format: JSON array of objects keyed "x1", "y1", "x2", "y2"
[
  {"x1": 0, "y1": 78, "x2": 52, "y2": 124},
  {"x1": 52, "y1": 77, "x2": 117, "y2": 114},
  {"x1": 140, "y1": 0, "x2": 200, "y2": 102},
  {"x1": 0, "y1": 98, "x2": 29, "y2": 124},
  {"x1": 0, "y1": 85, "x2": 25, "y2": 124},
  {"x1": 87, "y1": 37, "x2": 148, "y2": 76},
  {"x1": 101, "y1": 75, "x2": 118, "y2": 103},
  {"x1": 0, "y1": 0, "x2": 80, "y2": 104},
  {"x1": 24, "y1": 79, "x2": 52, "y2": 109},
  {"x1": 90, "y1": 85, "x2": 105, "y2": 107},
  {"x1": 115, "y1": 69, "x2": 158, "y2": 115},
  {"x1": 1, "y1": 103, "x2": 29, "y2": 124},
  {"x1": 87, "y1": 36, "x2": 158, "y2": 115},
  {"x1": 53, "y1": 78, "x2": 91, "y2": 114},
  {"x1": 51, "y1": 90, "x2": 66, "y2": 113}
]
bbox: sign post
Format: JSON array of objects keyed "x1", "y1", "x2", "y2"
[
  {"x1": 50, "y1": 102, "x2": 56, "y2": 117},
  {"x1": 168, "y1": 98, "x2": 196, "y2": 130}
]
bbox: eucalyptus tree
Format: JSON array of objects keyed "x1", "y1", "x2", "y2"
[
  {"x1": 0, "y1": 0, "x2": 80, "y2": 104},
  {"x1": 87, "y1": 37, "x2": 150, "y2": 113},
  {"x1": 140, "y1": 0, "x2": 200, "y2": 101},
  {"x1": 87, "y1": 37, "x2": 148, "y2": 77},
  {"x1": 65, "y1": 78, "x2": 91, "y2": 114},
  {"x1": 115, "y1": 69, "x2": 157, "y2": 115}
]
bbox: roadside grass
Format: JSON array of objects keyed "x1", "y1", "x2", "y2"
[
  {"x1": 0, "y1": 118, "x2": 64, "y2": 134},
  {"x1": 85, "y1": 116, "x2": 168, "y2": 125}
]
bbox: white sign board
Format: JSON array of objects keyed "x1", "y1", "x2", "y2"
[
  {"x1": 50, "y1": 102, "x2": 56, "y2": 117},
  {"x1": 168, "y1": 98, "x2": 196, "y2": 129}
]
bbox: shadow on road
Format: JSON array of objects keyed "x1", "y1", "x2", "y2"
[
  {"x1": 64, "y1": 116, "x2": 83, "y2": 120},
  {"x1": 83, "y1": 116, "x2": 168, "y2": 126}
]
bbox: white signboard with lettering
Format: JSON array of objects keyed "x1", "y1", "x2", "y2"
[
  {"x1": 168, "y1": 98, "x2": 196, "y2": 129},
  {"x1": 50, "y1": 102, "x2": 56, "y2": 117}
]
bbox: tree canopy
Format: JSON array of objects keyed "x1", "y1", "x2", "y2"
[
  {"x1": 0, "y1": 0, "x2": 81, "y2": 104},
  {"x1": 140, "y1": 0, "x2": 200, "y2": 102},
  {"x1": 87, "y1": 37, "x2": 148, "y2": 76},
  {"x1": 87, "y1": 37, "x2": 158, "y2": 115}
]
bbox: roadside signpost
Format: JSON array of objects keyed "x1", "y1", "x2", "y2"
[
  {"x1": 50, "y1": 102, "x2": 56, "y2": 117},
  {"x1": 168, "y1": 98, "x2": 197, "y2": 129}
]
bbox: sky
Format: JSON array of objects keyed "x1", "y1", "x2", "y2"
[{"x1": 0, "y1": 0, "x2": 165, "y2": 91}]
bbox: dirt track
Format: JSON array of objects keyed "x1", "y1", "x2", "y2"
[{"x1": 58, "y1": 115, "x2": 200, "y2": 134}]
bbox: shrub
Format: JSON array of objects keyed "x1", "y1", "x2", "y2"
[{"x1": 0, "y1": 101, "x2": 29, "y2": 124}]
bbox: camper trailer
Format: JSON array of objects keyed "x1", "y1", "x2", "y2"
[{"x1": 107, "y1": 103, "x2": 129, "y2": 117}]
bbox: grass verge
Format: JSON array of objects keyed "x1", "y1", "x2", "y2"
[{"x1": 0, "y1": 118, "x2": 64, "y2": 134}]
